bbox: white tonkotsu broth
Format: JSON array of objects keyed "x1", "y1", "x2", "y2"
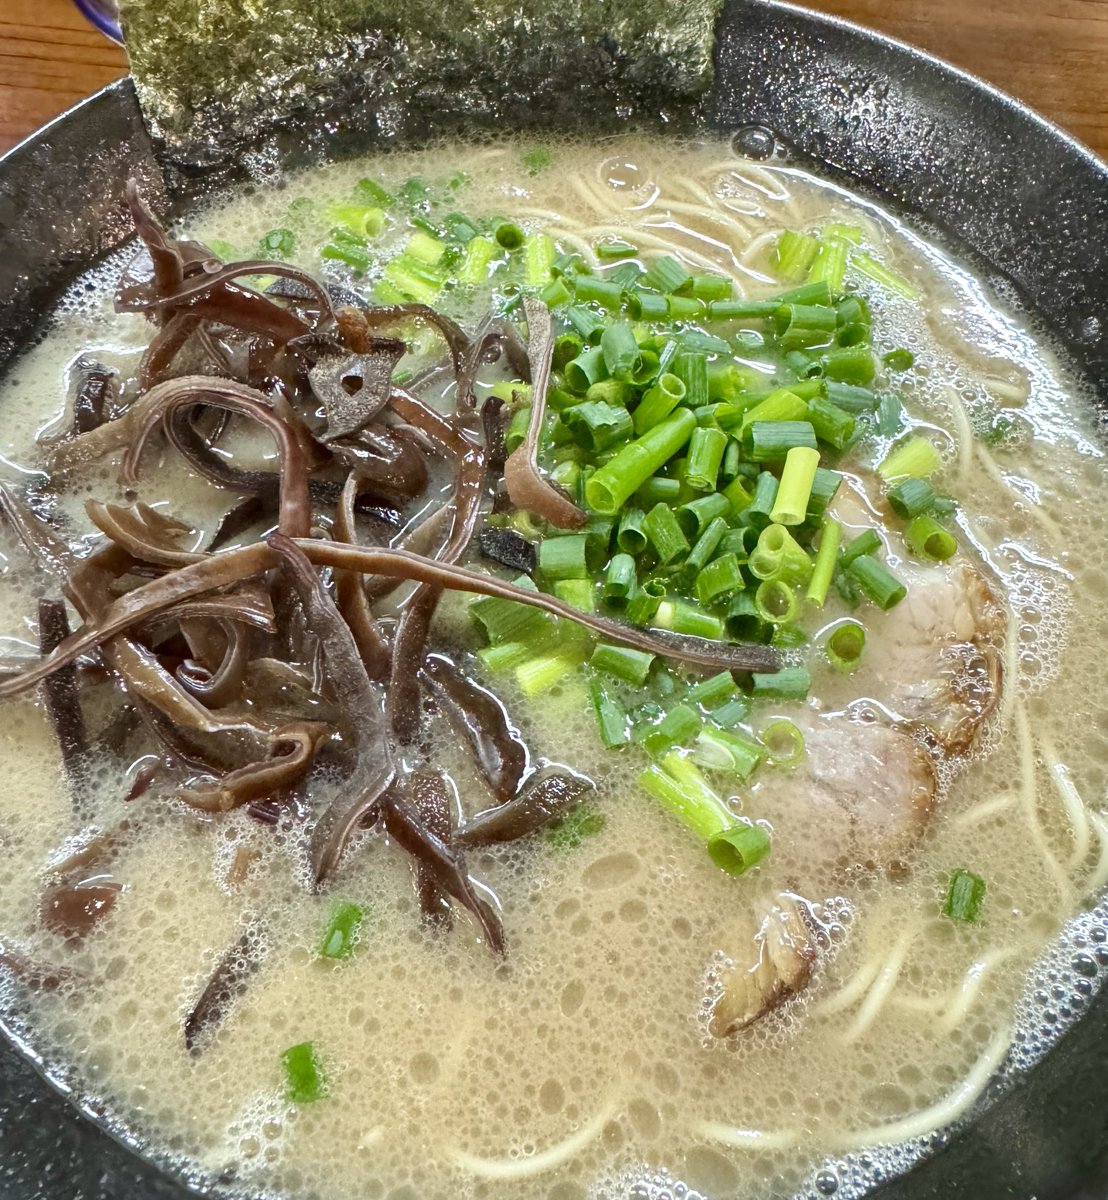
[{"x1": 0, "y1": 134, "x2": 1103, "y2": 1200}]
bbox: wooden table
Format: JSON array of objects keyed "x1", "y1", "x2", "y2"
[{"x1": 1, "y1": 0, "x2": 1106, "y2": 158}]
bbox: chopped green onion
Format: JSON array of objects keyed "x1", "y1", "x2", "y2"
[
  {"x1": 887, "y1": 477, "x2": 936, "y2": 519},
  {"x1": 773, "y1": 230, "x2": 820, "y2": 282},
  {"x1": 259, "y1": 227, "x2": 297, "y2": 257},
  {"x1": 328, "y1": 205, "x2": 387, "y2": 240},
  {"x1": 653, "y1": 599, "x2": 724, "y2": 640},
  {"x1": 547, "y1": 804, "x2": 608, "y2": 849},
  {"x1": 690, "y1": 273, "x2": 733, "y2": 302},
  {"x1": 321, "y1": 227, "x2": 372, "y2": 272},
  {"x1": 539, "y1": 277, "x2": 572, "y2": 308},
  {"x1": 494, "y1": 221, "x2": 525, "y2": 251},
  {"x1": 673, "y1": 352, "x2": 709, "y2": 408},
  {"x1": 744, "y1": 421, "x2": 818, "y2": 461},
  {"x1": 616, "y1": 508, "x2": 648, "y2": 555},
  {"x1": 602, "y1": 553, "x2": 638, "y2": 606},
  {"x1": 471, "y1": 578, "x2": 545, "y2": 643},
  {"x1": 806, "y1": 396, "x2": 856, "y2": 450},
  {"x1": 693, "y1": 726, "x2": 764, "y2": 780},
  {"x1": 666, "y1": 295, "x2": 704, "y2": 320},
  {"x1": 635, "y1": 475, "x2": 682, "y2": 507},
  {"x1": 504, "y1": 405, "x2": 532, "y2": 455},
  {"x1": 538, "y1": 534, "x2": 590, "y2": 581},
  {"x1": 943, "y1": 869, "x2": 986, "y2": 923},
  {"x1": 744, "y1": 471, "x2": 780, "y2": 530},
  {"x1": 769, "y1": 446, "x2": 821, "y2": 526},
  {"x1": 383, "y1": 255, "x2": 443, "y2": 303},
  {"x1": 805, "y1": 519, "x2": 842, "y2": 608},
  {"x1": 522, "y1": 146, "x2": 552, "y2": 174},
  {"x1": 318, "y1": 901, "x2": 366, "y2": 960},
  {"x1": 573, "y1": 275, "x2": 624, "y2": 309},
  {"x1": 708, "y1": 823, "x2": 771, "y2": 874},
  {"x1": 709, "y1": 696, "x2": 752, "y2": 728},
  {"x1": 585, "y1": 409, "x2": 697, "y2": 516},
  {"x1": 596, "y1": 239, "x2": 638, "y2": 260},
  {"x1": 406, "y1": 229, "x2": 448, "y2": 266},
  {"x1": 846, "y1": 554, "x2": 907, "y2": 610},
  {"x1": 754, "y1": 578, "x2": 798, "y2": 625},
  {"x1": 775, "y1": 302, "x2": 839, "y2": 349},
  {"x1": 841, "y1": 528, "x2": 882, "y2": 566},
  {"x1": 565, "y1": 304, "x2": 606, "y2": 344},
  {"x1": 825, "y1": 381, "x2": 879, "y2": 414},
  {"x1": 562, "y1": 401, "x2": 633, "y2": 453},
  {"x1": 877, "y1": 393, "x2": 903, "y2": 436},
  {"x1": 600, "y1": 321, "x2": 643, "y2": 381},
  {"x1": 686, "y1": 670, "x2": 738, "y2": 708},
  {"x1": 751, "y1": 666, "x2": 811, "y2": 701},
  {"x1": 695, "y1": 553, "x2": 746, "y2": 605},
  {"x1": 726, "y1": 591, "x2": 773, "y2": 643},
  {"x1": 820, "y1": 345, "x2": 876, "y2": 385},
  {"x1": 281, "y1": 1042, "x2": 326, "y2": 1104},
  {"x1": 552, "y1": 579, "x2": 597, "y2": 611},
  {"x1": 626, "y1": 587, "x2": 663, "y2": 625},
  {"x1": 516, "y1": 649, "x2": 584, "y2": 696},
  {"x1": 632, "y1": 372, "x2": 686, "y2": 435},
  {"x1": 685, "y1": 428, "x2": 727, "y2": 492},
  {"x1": 749, "y1": 523, "x2": 812, "y2": 584},
  {"x1": 457, "y1": 236, "x2": 497, "y2": 286},
  {"x1": 564, "y1": 346, "x2": 608, "y2": 394},
  {"x1": 760, "y1": 718, "x2": 806, "y2": 767},
  {"x1": 476, "y1": 640, "x2": 533, "y2": 673},
  {"x1": 740, "y1": 388, "x2": 808, "y2": 429},
  {"x1": 355, "y1": 177, "x2": 393, "y2": 207},
  {"x1": 443, "y1": 212, "x2": 483, "y2": 242},
  {"x1": 638, "y1": 705, "x2": 702, "y2": 757},
  {"x1": 851, "y1": 249, "x2": 920, "y2": 301},
  {"x1": 589, "y1": 678, "x2": 629, "y2": 747},
  {"x1": 625, "y1": 290, "x2": 669, "y2": 320},
  {"x1": 552, "y1": 252, "x2": 590, "y2": 278},
  {"x1": 879, "y1": 435, "x2": 942, "y2": 481},
  {"x1": 676, "y1": 493, "x2": 732, "y2": 539},
  {"x1": 643, "y1": 254, "x2": 693, "y2": 294},
  {"x1": 590, "y1": 641, "x2": 655, "y2": 687},
  {"x1": 643, "y1": 503, "x2": 690, "y2": 565},
  {"x1": 906, "y1": 515, "x2": 958, "y2": 561},
  {"x1": 585, "y1": 379, "x2": 633, "y2": 408},
  {"x1": 883, "y1": 348, "x2": 915, "y2": 371},
  {"x1": 826, "y1": 620, "x2": 866, "y2": 671},
  {"x1": 807, "y1": 231, "x2": 850, "y2": 291}
]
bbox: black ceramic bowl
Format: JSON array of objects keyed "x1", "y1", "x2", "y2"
[{"x1": 0, "y1": 2, "x2": 1106, "y2": 1196}]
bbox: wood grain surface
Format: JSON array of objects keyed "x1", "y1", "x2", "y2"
[{"x1": 0, "y1": 0, "x2": 1105, "y2": 158}]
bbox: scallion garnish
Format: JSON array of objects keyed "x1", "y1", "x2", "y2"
[
  {"x1": 281, "y1": 1042, "x2": 326, "y2": 1104},
  {"x1": 906, "y1": 515, "x2": 958, "y2": 562},
  {"x1": 845, "y1": 554, "x2": 907, "y2": 610},
  {"x1": 943, "y1": 869, "x2": 986, "y2": 923},
  {"x1": 760, "y1": 718, "x2": 806, "y2": 767},
  {"x1": 879, "y1": 434, "x2": 942, "y2": 481},
  {"x1": 825, "y1": 620, "x2": 866, "y2": 671}
]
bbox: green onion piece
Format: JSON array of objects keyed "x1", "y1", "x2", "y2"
[
  {"x1": 709, "y1": 697, "x2": 751, "y2": 729},
  {"x1": 706, "y1": 298, "x2": 779, "y2": 320},
  {"x1": 600, "y1": 321, "x2": 643, "y2": 381},
  {"x1": 726, "y1": 591, "x2": 773, "y2": 642},
  {"x1": 684, "y1": 516, "x2": 730, "y2": 578},
  {"x1": 806, "y1": 468, "x2": 843, "y2": 523},
  {"x1": 632, "y1": 373, "x2": 686, "y2": 435},
  {"x1": 383, "y1": 256, "x2": 442, "y2": 303},
  {"x1": 708, "y1": 823, "x2": 771, "y2": 874},
  {"x1": 573, "y1": 276, "x2": 624, "y2": 310},
  {"x1": 602, "y1": 553, "x2": 638, "y2": 606},
  {"x1": 666, "y1": 295, "x2": 704, "y2": 320},
  {"x1": 538, "y1": 534, "x2": 590, "y2": 581},
  {"x1": 539, "y1": 277, "x2": 572, "y2": 308},
  {"x1": 740, "y1": 388, "x2": 808, "y2": 429},
  {"x1": 673, "y1": 352, "x2": 709, "y2": 408},
  {"x1": 321, "y1": 228, "x2": 372, "y2": 272},
  {"x1": 596, "y1": 239, "x2": 638, "y2": 260},
  {"x1": 616, "y1": 508, "x2": 648, "y2": 555},
  {"x1": 754, "y1": 578, "x2": 798, "y2": 624},
  {"x1": 585, "y1": 379, "x2": 633, "y2": 408},
  {"x1": 820, "y1": 345, "x2": 876, "y2": 384},
  {"x1": 690, "y1": 273, "x2": 733, "y2": 302},
  {"x1": 516, "y1": 648, "x2": 584, "y2": 696},
  {"x1": 887, "y1": 477, "x2": 936, "y2": 519},
  {"x1": 635, "y1": 475, "x2": 682, "y2": 507},
  {"x1": 749, "y1": 523, "x2": 812, "y2": 584},
  {"x1": 879, "y1": 435, "x2": 942, "y2": 481},
  {"x1": 588, "y1": 678, "x2": 629, "y2": 748},
  {"x1": 562, "y1": 401, "x2": 633, "y2": 453},
  {"x1": 625, "y1": 290, "x2": 669, "y2": 320},
  {"x1": 806, "y1": 396, "x2": 857, "y2": 450},
  {"x1": 686, "y1": 670, "x2": 738, "y2": 708},
  {"x1": 504, "y1": 406, "x2": 532, "y2": 455},
  {"x1": 708, "y1": 363, "x2": 767, "y2": 403},
  {"x1": 826, "y1": 620, "x2": 866, "y2": 671},
  {"x1": 443, "y1": 212, "x2": 482, "y2": 242},
  {"x1": 943, "y1": 869, "x2": 986, "y2": 923},
  {"x1": 643, "y1": 254, "x2": 693, "y2": 294},
  {"x1": 841, "y1": 528, "x2": 882, "y2": 566},
  {"x1": 547, "y1": 804, "x2": 608, "y2": 849},
  {"x1": 551, "y1": 579, "x2": 596, "y2": 612},
  {"x1": 586, "y1": 409, "x2": 697, "y2": 516},
  {"x1": 494, "y1": 221, "x2": 525, "y2": 251},
  {"x1": 607, "y1": 261, "x2": 645, "y2": 289},
  {"x1": 318, "y1": 901, "x2": 366, "y2": 960},
  {"x1": 760, "y1": 718, "x2": 806, "y2": 767},
  {"x1": 457, "y1": 235, "x2": 497, "y2": 286},
  {"x1": 769, "y1": 446, "x2": 821, "y2": 526},
  {"x1": 750, "y1": 666, "x2": 811, "y2": 701},
  {"x1": 805, "y1": 519, "x2": 842, "y2": 607},
  {"x1": 471, "y1": 578, "x2": 545, "y2": 643},
  {"x1": 476, "y1": 640, "x2": 533, "y2": 673},
  {"x1": 695, "y1": 553, "x2": 746, "y2": 605},
  {"x1": 674, "y1": 493, "x2": 729, "y2": 541},
  {"x1": 825, "y1": 381, "x2": 879, "y2": 414},
  {"x1": 330, "y1": 204, "x2": 388, "y2": 240},
  {"x1": 693, "y1": 726, "x2": 765, "y2": 780},
  {"x1": 565, "y1": 305, "x2": 606, "y2": 344},
  {"x1": 282, "y1": 1042, "x2": 326, "y2": 1104},
  {"x1": 906, "y1": 515, "x2": 958, "y2": 561},
  {"x1": 564, "y1": 346, "x2": 609, "y2": 394},
  {"x1": 653, "y1": 599, "x2": 724, "y2": 640},
  {"x1": 552, "y1": 252, "x2": 590, "y2": 278},
  {"x1": 851, "y1": 249, "x2": 920, "y2": 300},
  {"x1": 259, "y1": 227, "x2": 297, "y2": 258},
  {"x1": 773, "y1": 231, "x2": 820, "y2": 282},
  {"x1": 685, "y1": 428, "x2": 727, "y2": 492},
  {"x1": 643, "y1": 503, "x2": 690, "y2": 565},
  {"x1": 846, "y1": 554, "x2": 907, "y2": 610},
  {"x1": 877, "y1": 393, "x2": 903, "y2": 436},
  {"x1": 582, "y1": 516, "x2": 615, "y2": 565},
  {"x1": 775, "y1": 302, "x2": 839, "y2": 349},
  {"x1": 626, "y1": 588, "x2": 663, "y2": 626},
  {"x1": 639, "y1": 705, "x2": 702, "y2": 757},
  {"x1": 355, "y1": 177, "x2": 393, "y2": 207},
  {"x1": 744, "y1": 471, "x2": 780, "y2": 530},
  {"x1": 401, "y1": 177, "x2": 430, "y2": 209},
  {"x1": 883, "y1": 348, "x2": 915, "y2": 371},
  {"x1": 406, "y1": 229, "x2": 447, "y2": 266},
  {"x1": 522, "y1": 232, "x2": 556, "y2": 286},
  {"x1": 807, "y1": 232, "x2": 850, "y2": 291},
  {"x1": 590, "y1": 641, "x2": 655, "y2": 686},
  {"x1": 522, "y1": 146, "x2": 552, "y2": 174},
  {"x1": 719, "y1": 525, "x2": 757, "y2": 559},
  {"x1": 720, "y1": 475, "x2": 752, "y2": 518},
  {"x1": 744, "y1": 421, "x2": 818, "y2": 462}
]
